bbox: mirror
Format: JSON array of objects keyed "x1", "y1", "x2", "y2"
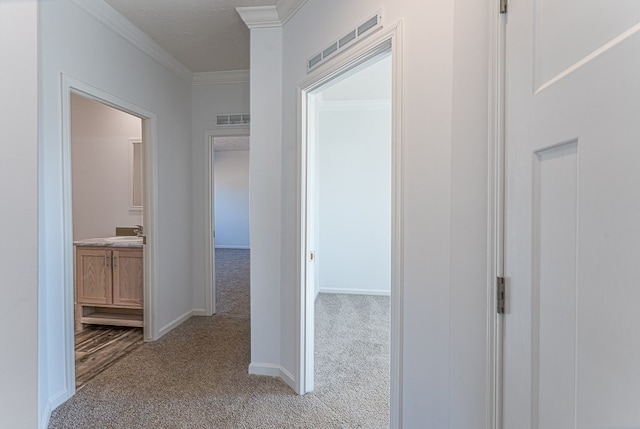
[{"x1": 130, "y1": 139, "x2": 143, "y2": 210}]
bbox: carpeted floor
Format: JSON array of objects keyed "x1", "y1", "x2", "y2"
[{"x1": 49, "y1": 249, "x2": 390, "y2": 428}]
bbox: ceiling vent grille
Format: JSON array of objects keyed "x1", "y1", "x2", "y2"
[
  {"x1": 216, "y1": 113, "x2": 250, "y2": 127},
  {"x1": 307, "y1": 11, "x2": 383, "y2": 73}
]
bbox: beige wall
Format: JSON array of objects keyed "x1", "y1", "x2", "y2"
[
  {"x1": 71, "y1": 93, "x2": 142, "y2": 240},
  {"x1": 71, "y1": 94, "x2": 142, "y2": 240}
]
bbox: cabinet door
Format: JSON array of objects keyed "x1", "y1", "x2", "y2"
[
  {"x1": 76, "y1": 248, "x2": 112, "y2": 305},
  {"x1": 112, "y1": 249, "x2": 143, "y2": 307}
]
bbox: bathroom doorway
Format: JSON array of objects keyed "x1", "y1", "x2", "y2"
[
  {"x1": 61, "y1": 76, "x2": 159, "y2": 396},
  {"x1": 70, "y1": 93, "x2": 146, "y2": 389}
]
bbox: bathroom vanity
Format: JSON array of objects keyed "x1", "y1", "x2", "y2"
[{"x1": 74, "y1": 236, "x2": 143, "y2": 332}]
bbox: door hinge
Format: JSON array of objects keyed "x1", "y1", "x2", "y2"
[
  {"x1": 497, "y1": 277, "x2": 506, "y2": 314},
  {"x1": 500, "y1": 0, "x2": 507, "y2": 14},
  {"x1": 310, "y1": 251, "x2": 315, "y2": 261}
]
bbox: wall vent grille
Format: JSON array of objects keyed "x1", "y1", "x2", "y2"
[
  {"x1": 216, "y1": 113, "x2": 250, "y2": 127},
  {"x1": 306, "y1": 11, "x2": 383, "y2": 73}
]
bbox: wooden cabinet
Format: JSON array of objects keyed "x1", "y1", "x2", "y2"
[{"x1": 75, "y1": 247, "x2": 143, "y2": 330}]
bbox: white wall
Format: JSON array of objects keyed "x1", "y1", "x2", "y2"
[
  {"x1": 39, "y1": 0, "x2": 193, "y2": 425},
  {"x1": 0, "y1": 1, "x2": 38, "y2": 427},
  {"x1": 249, "y1": 0, "x2": 491, "y2": 426},
  {"x1": 191, "y1": 80, "x2": 249, "y2": 312},
  {"x1": 249, "y1": 26, "x2": 284, "y2": 378},
  {"x1": 314, "y1": 99, "x2": 391, "y2": 296},
  {"x1": 214, "y1": 149, "x2": 250, "y2": 248},
  {"x1": 71, "y1": 94, "x2": 142, "y2": 240}
]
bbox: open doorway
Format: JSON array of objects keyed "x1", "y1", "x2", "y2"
[
  {"x1": 301, "y1": 40, "x2": 396, "y2": 424},
  {"x1": 204, "y1": 129, "x2": 251, "y2": 316},
  {"x1": 212, "y1": 135, "x2": 251, "y2": 316},
  {"x1": 69, "y1": 93, "x2": 146, "y2": 390},
  {"x1": 61, "y1": 75, "x2": 158, "y2": 398}
]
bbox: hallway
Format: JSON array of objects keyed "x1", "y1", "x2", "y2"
[{"x1": 49, "y1": 249, "x2": 389, "y2": 428}]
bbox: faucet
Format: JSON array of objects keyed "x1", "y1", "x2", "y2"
[{"x1": 134, "y1": 225, "x2": 144, "y2": 236}]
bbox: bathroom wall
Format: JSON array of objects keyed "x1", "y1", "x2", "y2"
[
  {"x1": 71, "y1": 93, "x2": 142, "y2": 240},
  {"x1": 214, "y1": 149, "x2": 250, "y2": 248}
]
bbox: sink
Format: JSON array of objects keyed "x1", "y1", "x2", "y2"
[{"x1": 105, "y1": 236, "x2": 142, "y2": 242}]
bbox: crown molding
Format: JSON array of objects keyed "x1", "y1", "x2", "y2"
[
  {"x1": 276, "y1": 0, "x2": 309, "y2": 25},
  {"x1": 192, "y1": 70, "x2": 250, "y2": 86},
  {"x1": 237, "y1": 0, "x2": 308, "y2": 29},
  {"x1": 236, "y1": 5, "x2": 281, "y2": 29},
  {"x1": 70, "y1": 0, "x2": 193, "y2": 83}
]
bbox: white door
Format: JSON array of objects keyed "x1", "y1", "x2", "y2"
[{"x1": 502, "y1": 1, "x2": 640, "y2": 428}]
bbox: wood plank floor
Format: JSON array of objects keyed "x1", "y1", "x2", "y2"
[{"x1": 75, "y1": 325, "x2": 145, "y2": 390}]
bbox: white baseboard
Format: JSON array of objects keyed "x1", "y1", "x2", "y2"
[
  {"x1": 249, "y1": 363, "x2": 297, "y2": 393},
  {"x1": 41, "y1": 402, "x2": 52, "y2": 429},
  {"x1": 319, "y1": 288, "x2": 391, "y2": 296},
  {"x1": 279, "y1": 366, "x2": 297, "y2": 392},
  {"x1": 41, "y1": 388, "x2": 69, "y2": 429},
  {"x1": 192, "y1": 308, "x2": 211, "y2": 316},
  {"x1": 158, "y1": 309, "x2": 193, "y2": 338},
  {"x1": 215, "y1": 245, "x2": 250, "y2": 249}
]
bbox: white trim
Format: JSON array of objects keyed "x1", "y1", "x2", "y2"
[
  {"x1": 158, "y1": 309, "x2": 193, "y2": 338},
  {"x1": 237, "y1": 0, "x2": 308, "y2": 29},
  {"x1": 236, "y1": 6, "x2": 282, "y2": 29},
  {"x1": 276, "y1": 0, "x2": 309, "y2": 25},
  {"x1": 39, "y1": 388, "x2": 68, "y2": 429},
  {"x1": 389, "y1": 23, "x2": 405, "y2": 429},
  {"x1": 192, "y1": 309, "x2": 210, "y2": 317},
  {"x1": 192, "y1": 70, "x2": 250, "y2": 86},
  {"x1": 297, "y1": 22, "x2": 404, "y2": 429},
  {"x1": 204, "y1": 128, "x2": 252, "y2": 318},
  {"x1": 319, "y1": 288, "x2": 391, "y2": 296},
  {"x1": 488, "y1": 3, "x2": 507, "y2": 429},
  {"x1": 69, "y1": 0, "x2": 193, "y2": 83},
  {"x1": 60, "y1": 75, "x2": 160, "y2": 409},
  {"x1": 249, "y1": 363, "x2": 297, "y2": 392},
  {"x1": 215, "y1": 245, "x2": 251, "y2": 249}
]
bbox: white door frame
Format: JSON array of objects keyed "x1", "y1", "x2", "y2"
[
  {"x1": 204, "y1": 127, "x2": 250, "y2": 316},
  {"x1": 297, "y1": 22, "x2": 404, "y2": 428},
  {"x1": 60, "y1": 74, "x2": 159, "y2": 399},
  {"x1": 485, "y1": 2, "x2": 507, "y2": 429},
  {"x1": 489, "y1": 2, "x2": 508, "y2": 428}
]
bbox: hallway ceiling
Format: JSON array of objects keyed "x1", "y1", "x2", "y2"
[{"x1": 103, "y1": 0, "x2": 277, "y2": 73}]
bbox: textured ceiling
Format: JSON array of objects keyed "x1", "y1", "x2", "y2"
[
  {"x1": 104, "y1": 0, "x2": 277, "y2": 73},
  {"x1": 214, "y1": 136, "x2": 250, "y2": 151}
]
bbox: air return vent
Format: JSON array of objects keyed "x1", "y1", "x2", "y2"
[
  {"x1": 216, "y1": 113, "x2": 250, "y2": 127},
  {"x1": 307, "y1": 11, "x2": 382, "y2": 73}
]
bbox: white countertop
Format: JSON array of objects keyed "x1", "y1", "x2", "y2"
[{"x1": 73, "y1": 236, "x2": 143, "y2": 248}]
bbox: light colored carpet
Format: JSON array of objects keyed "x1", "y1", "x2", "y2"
[
  {"x1": 49, "y1": 249, "x2": 390, "y2": 428},
  {"x1": 215, "y1": 249, "x2": 250, "y2": 317}
]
